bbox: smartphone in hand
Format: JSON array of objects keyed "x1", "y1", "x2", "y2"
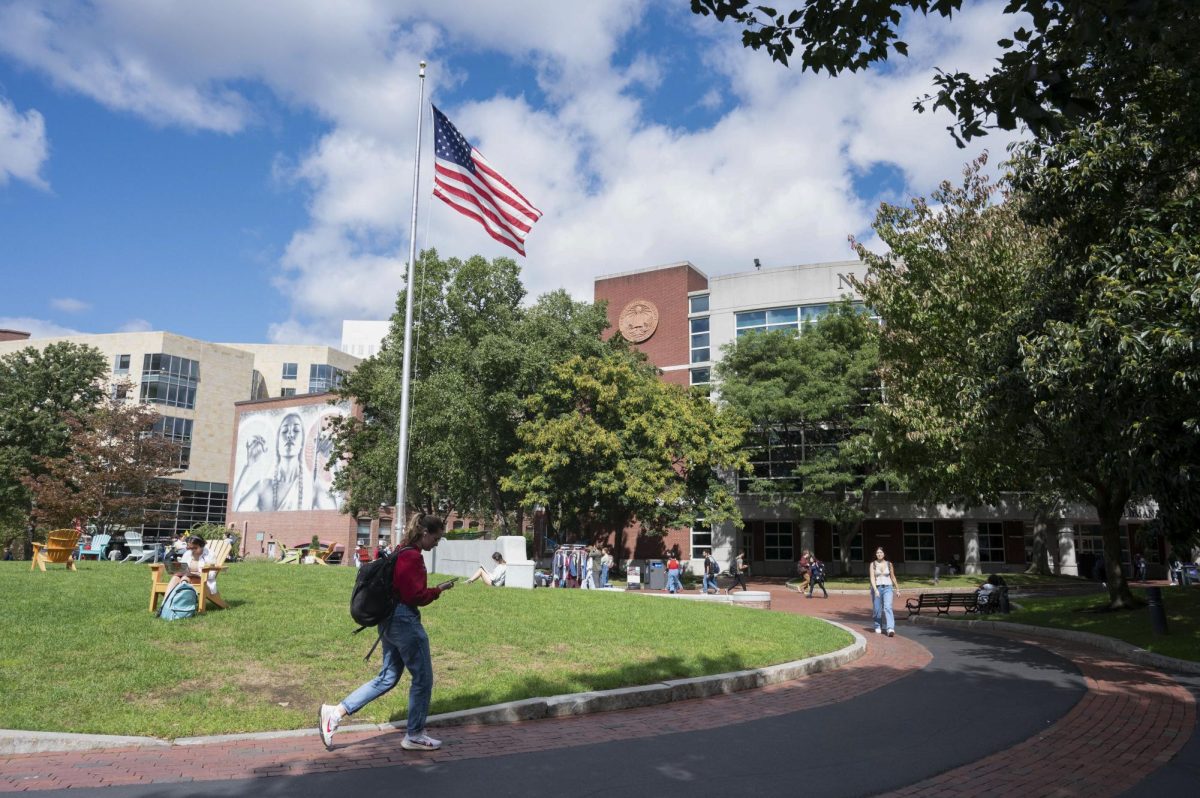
[{"x1": 437, "y1": 577, "x2": 459, "y2": 590}]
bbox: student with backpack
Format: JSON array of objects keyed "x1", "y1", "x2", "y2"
[
  {"x1": 807, "y1": 556, "x2": 828, "y2": 599},
  {"x1": 319, "y1": 514, "x2": 454, "y2": 752}
]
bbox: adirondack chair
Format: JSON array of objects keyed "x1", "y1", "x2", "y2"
[
  {"x1": 149, "y1": 538, "x2": 232, "y2": 613},
  {"x1": 121, "y1": 531, "x2": 146, "y2": 562},
  {"x1": 78, "y1": 534, "x2": 110, "y2": 560},
  {"x1": 31, "y1": 529, "x2": 81, "y2": 571},
  {"x1": 277, "y1": 542, "x2": 301, "y2": 564},
  {"x1": 313, "y1": 541, "x2": 339, "y2": 565}
]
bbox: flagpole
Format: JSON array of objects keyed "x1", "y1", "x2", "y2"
[{"x1": 394, "y1": 60, "x2": 427, "y2": 540}]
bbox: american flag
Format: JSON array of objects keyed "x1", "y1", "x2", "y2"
[{"x1": 432, "y1": 105, "x2": 542, "y2": 256}]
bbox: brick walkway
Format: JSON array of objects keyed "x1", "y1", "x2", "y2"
[{"x1": 0, "y1": 585, "x2": 1193, "y2": 795}]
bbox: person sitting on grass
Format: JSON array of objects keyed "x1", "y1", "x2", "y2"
[
  {"x1": 465, "y1": 551, "x2": 507, "y2": 586},
  {"x1": 163, "y1": 535, "x2": 218, "y2": 598}
]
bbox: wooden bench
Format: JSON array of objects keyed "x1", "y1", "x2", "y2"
[{"x1": 907, "y1": 588, "x2": 1006, "y2": 618}]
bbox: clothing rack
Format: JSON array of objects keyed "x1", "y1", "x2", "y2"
[{"x1": 550, "y1": 544, "x2": 591, "y2": 588}]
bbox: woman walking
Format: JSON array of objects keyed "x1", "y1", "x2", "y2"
[
  {"x1": 870, "y1": 546, "x2": 899, "y2": 637},
  {"x1": 318, "y1": 514, "x2": 455, "y2": 751}
]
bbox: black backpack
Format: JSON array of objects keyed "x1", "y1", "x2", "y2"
[{"x1": 350, "y1": 546, "x2": 410, "y2": 658}]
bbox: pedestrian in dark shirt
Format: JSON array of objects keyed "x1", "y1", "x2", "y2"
[{"x1": 807, "y1": 557, "x2": 828, "y2": 598}]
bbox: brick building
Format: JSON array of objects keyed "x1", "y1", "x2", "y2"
[{"x1": 594, "y1": 260, "x2": 1166, "y2": 578}]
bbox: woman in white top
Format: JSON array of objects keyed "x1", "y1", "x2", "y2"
[
  {"x1": 164, "y1": 535, "x2": 219, "y2": 596},
  {"x1": 870, "y1": 546, "x2": 899, "y2": 636},
  {"x1": 466, "y1": 551, "x2": 507, "y2": 587}
]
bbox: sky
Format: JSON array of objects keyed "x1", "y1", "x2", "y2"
[{"x1": 0, "y1": 0, "x2": 1023, "y2": 346}]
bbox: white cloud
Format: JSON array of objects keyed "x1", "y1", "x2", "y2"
[
  {"x1": 2, "y1": 0, "x2": 1025, "y2": 342},
  {"x1": 0, "y1": 96, "x2": 50, "y2": 189},
  {"x1": 0, "y1": 316, "x2": 83, "y2": 338},
  {"x1": 117, "y1": 318, "x2": 154, "y2": 332},
  {"x1": 50, "y1": 297, "x2": 89, "y2": 313}
]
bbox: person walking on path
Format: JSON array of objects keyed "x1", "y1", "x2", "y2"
[
  {"x1": 807, "y1": 556, "x2": 828, "y2": 598},
  {"x1": 666, "y1": 551, "x2": 683, "y2": 593},
  {"x1": 318, "y1": 514, "x2": 455, "y2": 752},
  {"x1": 600, "y1": 545, "x2": 614, "y2": 588},
  {"x1": 796, "y1": 549, "x2": 812, "y2": 594},
  {"x1": 729, "y1": 550, "x2": 749, "y2": 593},
  {"x1": 870, "y1": 546, "x2": 899, "y2": 636},
  {"x1": 702, "y1": 549, "x2": 720, "y2": 594}
]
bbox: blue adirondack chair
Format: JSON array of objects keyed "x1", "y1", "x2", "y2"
[{"x1": 78, "y1": 534, "x2": 110, "y2": 560}]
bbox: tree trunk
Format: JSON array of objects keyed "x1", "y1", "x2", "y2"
[
  {"x1": 1096, "y1": 494, "x2": 1137, "y2": 609},
  {"x1": 1025, "y1": 511, "x2": 1053, "y2": 576}
]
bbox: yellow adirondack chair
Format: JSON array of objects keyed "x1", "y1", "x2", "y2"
[
  {"x1": 149, "y1": 538, "x2": 232, "y2": 613},
  {"x1": 31, "y1": 529, "x2": 81, "y2": 571},
  {"x1": 314, "y1": 541, "x2": 339, "y2": 565}
]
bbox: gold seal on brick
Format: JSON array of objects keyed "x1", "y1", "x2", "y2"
[{"x1": 618, "y1": 299, "x2": 659, "y2": 343}]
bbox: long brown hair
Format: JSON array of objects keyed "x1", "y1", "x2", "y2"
[{"x1": 402, "y1": 513, "x2": 445, "y2": 547}]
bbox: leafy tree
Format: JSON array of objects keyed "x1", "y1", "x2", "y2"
[
  {"x1": 503, "y1": 351, "x2": 748, "y2": 556},
  {"x1": 331, "y1": 250, "x2": 615, "y2": 530},
  {"x1": 854, "y1": 157, "x2": 1170, "y2": 607},
  {"x1": 24, "y1": 395, "x2": 183, "y2": 536},
  {"x1": 0, "y1": 342, "x2": 108, "y2": 555},
  {"x1": 690, "y1": 1, "x2": 1198, "y2": 145},
  {"x1": 714, "y1": 300, "x2": 890, "y2": 575}
]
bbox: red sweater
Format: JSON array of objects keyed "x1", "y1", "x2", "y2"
[{"x1": 392, "y1": 547, "x2": 443, "y2": 607}]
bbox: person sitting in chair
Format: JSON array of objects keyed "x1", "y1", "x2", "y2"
[
  {"x1": 465, "y1": 552, "x2": 507, "y2": 586},
  {"x1": 164, "y1": 536, "x2": 219, "y2": 598}
]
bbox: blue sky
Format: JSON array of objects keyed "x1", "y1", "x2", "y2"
[{"x1": 0, "y1": 1, "x2": 1017, "y2": 345}]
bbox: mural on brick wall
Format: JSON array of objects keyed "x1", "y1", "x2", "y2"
[{"x1": 232, "y1": 402, "x2": 349, "y2": 512}]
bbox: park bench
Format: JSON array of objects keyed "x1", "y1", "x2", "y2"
[{"x1": 907, "y1": 588, "x2": 1006, "y2": 618}]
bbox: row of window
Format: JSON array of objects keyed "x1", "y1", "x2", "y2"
[
  {"x1": 143, "y1": 353, "x2": 200, "y2": 381},
  {"x1": 140, "y1": 378, "x2": 197, "y2": 409},
  {"x1": 152, "y1": 415, "x2": 193, "y2": 469}
]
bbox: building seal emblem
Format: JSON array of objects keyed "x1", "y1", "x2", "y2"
[{"x1": 618, "y1": 299, "x2": 660, "y2": 343}]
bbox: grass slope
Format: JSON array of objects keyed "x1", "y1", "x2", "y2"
[
  {"x1": 0, "y1": 561, "x2": 849, "y2": 738},
  {"x1": 1001, "y1": 587, "x2": 1200, "y2": 662}
]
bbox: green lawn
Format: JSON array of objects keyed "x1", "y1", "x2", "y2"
[
  {"x1": 787, "y1": 573, "x2": 1093, "y2": 591},
  {"x1": 997, "y1": 587, "x2": 1200, "y2": 662},
  {"x1": 0, "y1": 561, "x2": 850, "y2": 738}
]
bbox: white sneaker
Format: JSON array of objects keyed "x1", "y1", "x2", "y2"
[
  {"x1": 318, "y1": 704, "x2": 340, "y2": 750},
  {"x1": 401, "y1": 733, "x2": 442, "y2": 751},
  {"x1": 874, "y1": 627, "x2": 882, "y2": 634}
]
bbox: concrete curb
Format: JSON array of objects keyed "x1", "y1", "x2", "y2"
[
  {"x1": 0, "y1": 621, "x2": 864, "y2": 755},
  {"x1": 908, "y1": 614, "x2": 1200, "y2": 675},
  {"x1": 0, "y1": 730, "x2": 169, "y2": 756}
]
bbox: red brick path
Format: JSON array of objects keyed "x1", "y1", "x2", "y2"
[{"x1": 0, "y1": 585, "x2": 1193, "y2": 795}]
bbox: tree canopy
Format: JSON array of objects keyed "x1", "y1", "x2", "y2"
[
  {"x1": 331, "y1": 249, "x2": 616, "y2": 531},
  {"x1": 714, "y1": 299, "x2": 889, "y2": 574},
  {"x1": 690, "y1": 1, "x2": 1199, "y2": 145},
  {"x1": 503, "y1": 351, "x2": 748, "y2": 552},
  {"x1": 0, "y1": 342, "x2": 108, "y2": 547}
]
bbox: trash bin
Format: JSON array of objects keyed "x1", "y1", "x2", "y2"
[{"x1": 647, "y1": 559, "x2": 667, "y2": 590}]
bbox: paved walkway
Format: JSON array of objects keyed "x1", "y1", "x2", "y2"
[{"x1": 1, "y1": 586, "x2": 1194, "y2": 796}]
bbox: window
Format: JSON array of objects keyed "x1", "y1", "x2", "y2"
[
  {"x1": 690, "y1": 368, "x2": 710, "y2": 386},
  {"x1": 1076, "y1": 524, "x2": 1130, "y2": 565},
  {"x1": 689, "y1": 294, "x2": 709, "y2": 314},
  {"x1": 356, "y1": 520, "x2": 372, "y2": 547},
  {"x1": 308, "y1": 364, "x2": 345, "y2": 393},
  {"x1": 833, "y1": 531, "x2": 863, "y2": 563},
  {"x1": 111, "y1": 384, "x2": 129, "y2": 400},
  {"x1": 281, "y1": 362, "x2": 298, "y2": 380},
  {"x1": 152, "y1": 416, "x2": 193, "y2": 469},
  {"x1": 736, "y1": 303, "x2": 833, "y2": 338},
  {"x1": 764, "y1": 521, "x2": 793, "y2": 561},
  {"x1": 903, "y1": 520, "x2": 936, "y2": 562},
  {"x1": 137, "y1": 479, "x2": 227, "y2": 544},
  {"x1": 139, "y1": 354, "x2": 200, "y2": 409},
  {"x1": 113, "y1": 354, "x2": 131, "y2": 373},
  {"x1": 690, "y1": 520, "x2": 712, "y2": 559},
  {"x1": 281, "y1": 387, "x2": 296, "y2": 397},
  {"x1": 979, "y1": 522, "x2": 1005, "y2": 563},
  {"x1": 690, "y1": 317, "x2": 710, "y2": 363}
]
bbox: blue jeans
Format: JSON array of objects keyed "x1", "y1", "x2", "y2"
[
  {"x1": 873, "y1": 585, "x2": 895, "y2": 631},
  {"x1": 667, "y1": 569, "x2": 682, "y2": 593},
  {"x1": 702, "y1": 573, "x2": 717, "y2": 593},
  {"x1": 340, "y1": 603, "x2": 433, "y2": 735},
  {"x1": 600, "y1": 563, "x2": 610, "y2": 587}
]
